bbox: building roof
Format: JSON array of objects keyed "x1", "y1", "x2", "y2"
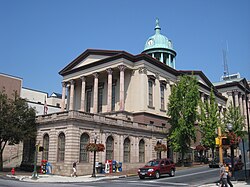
[
  {"x1": 214, "y1": 77, "x2": 250, "y2": 94},
  {"x1": 59, "y1": 49, "x2": 179, "y2": 76},
  {"x1": 178, "y1": 70, "x2": 227, "y2": 101}
]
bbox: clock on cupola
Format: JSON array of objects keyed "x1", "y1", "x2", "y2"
[{"x1": 142, "y1": 18, "x2": 177, "y2": 69}]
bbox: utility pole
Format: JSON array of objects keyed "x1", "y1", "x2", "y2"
[
  {"x1": 218, "y1": 127, "x2": 223, "y2": 165},
  {"x1": 215, "y1": 127, "x2": 223, "y2": 165}
]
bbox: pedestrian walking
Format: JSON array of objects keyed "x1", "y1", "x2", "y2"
[
  {"x1": 71, "y1": 162, "x2": 77, "y2": 177},
  {"x1": 220, "y1": 162, "x2": 228, "y2": 187},
  {"x1": 225, "y1": 163, "x2": 233, "y2": 187}
]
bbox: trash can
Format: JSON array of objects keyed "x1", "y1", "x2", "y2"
[
  {"x1": 118, "y1": 162, "x2": 122, "y2": 172},
  {"x1": 112, "y1": 160, "x2": 116, "y2": 173},
  {"x1": 96, "y1": 162, "x2": 102, "y2": 173},
  {"x1": 46, "y1": 162, "x2": 52, "y2": 174},
  {"x1": 40, "y1": 160, "x2": 47, "y2": 174}
]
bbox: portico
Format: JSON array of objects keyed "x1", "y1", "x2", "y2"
[{"x1": 60, "y1": 65, "x2": 127, "y2": 114}]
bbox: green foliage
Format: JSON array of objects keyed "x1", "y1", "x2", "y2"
[
  {"x1": 0, "y1": 90, "x2": 37, "y2": 170},
  {"x1": 198, "y1": 89, "x2": 220, "y2": 152},
  {"x1": 224, "y1": 103, "x2": 245, "y2": 140},
  {"x1": 167, "y1": 75, "x2": 199, "y2": 159}
]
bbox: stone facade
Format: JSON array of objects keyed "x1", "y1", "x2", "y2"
[{"x1": 36, "y1": 111, "x2": 167, "y2": 175}]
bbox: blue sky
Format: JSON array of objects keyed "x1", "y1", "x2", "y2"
[{"x1": 1, "y1": 0, "x2": 249, "y2": 95}]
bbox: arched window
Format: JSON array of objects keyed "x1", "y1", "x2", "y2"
[
  {"x1": 139, "y1": 139, "x2": 145, "y2": 163},
  {"x1": 124, "y1": 138, "x2": 130, "y2": 163},
  {"x1": 42, "y1": 134, "x2": 49, "y2": 160},
  {"x1": 80, "y1": 133, "x2": 89, "y2": 162},
  {"x1": 58, "y1": 132, "x2": 65, "y2": 162},
  {"x1": 106, "y1": 136, "x2": 114, "y2": 160}
]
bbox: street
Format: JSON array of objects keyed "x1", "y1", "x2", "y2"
[{"x1": 0, "y1": 165, "x2": 222, "y2": 187}]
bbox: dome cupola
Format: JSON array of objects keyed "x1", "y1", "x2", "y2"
[{"x1": 142, "y1": 18, "x2": 177, "y2": 69}]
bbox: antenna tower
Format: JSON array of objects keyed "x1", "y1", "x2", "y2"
[{"x1": 222, "y1": 42, "x2": 229, "y2": 78}]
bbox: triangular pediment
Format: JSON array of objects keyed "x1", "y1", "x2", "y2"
[
  {"x1": 178, "y1": 70, "x2": 213, "y2": 89},
  {"x1": 59, "y1": 49, "x2": 125, "y2": 76}
]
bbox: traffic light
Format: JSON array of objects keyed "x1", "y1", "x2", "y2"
[
  {"x1": 38, "y1": 146, "x2": 44, "y2": 152},
  {"x1": 215, "y1": 138, "x2": 220, "y2": 145},
  {"x1": 221, "y1": 137, "x2": 230, "y2": 146}
]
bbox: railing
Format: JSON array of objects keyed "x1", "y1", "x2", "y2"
[{"x1": 36, "y1": 110, "x2": 167, "y2": 133}]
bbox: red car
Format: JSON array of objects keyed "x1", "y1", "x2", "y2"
[{"x1": 138, "y1": 158, "x2": 176, "y2": 179}]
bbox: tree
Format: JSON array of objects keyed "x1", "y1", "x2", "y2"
[
  {"x1": 167, "y1": 75, "x2": 199, "y2": 164},
  {"x1": 0, "y1": 91, "x2": 37, "y2": 171},
  {"x1": 199, "y1": 89, "x2": 220, "y2": 159},
  {"x1": 223, "y1": 103, "x2": 245, "y2": 147}
]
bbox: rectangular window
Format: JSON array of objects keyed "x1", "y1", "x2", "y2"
[
  {"x1": 160, "y1": 85, "x2": 165, "y2": 110},
  {"x1": 98, "y1": 88, "x2": 103, "y2": 113},
  {"x1": 111, "y1": 84, "x2": 116, "y2": 111},
  {"x1": 86, "y1": 90, "x2": 91, "y2": 112},
  {"x1": 148, "y1": 81, "x2": 153, "y2": 107}
]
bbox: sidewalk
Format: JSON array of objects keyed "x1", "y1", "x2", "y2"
[{"x1": 0, "y1": 165, "x2": 249, "y2": 186}]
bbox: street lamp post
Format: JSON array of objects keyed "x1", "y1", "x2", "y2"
[
  {"x1": 31, "y1": 144, "x2": 38, "y2": 179},
  {"x1": 92, "y1": 134, "x2": 97, "y2": 177},
  {"x1": 227, "y1": 123, "x2": 235, "y2": 179}
]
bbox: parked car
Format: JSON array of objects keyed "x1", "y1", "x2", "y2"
[
  {"x1": 209, "y1": 158, "x2": 220, "y2": 168},
  {"x1": 138, "y1": 158, "x2": 175, "y2": 179},
  {"x1": 209, "y1": 157, "x2": 243, "y2": 170},
  {"x1": 223, "y1": 157, "x2": 244, "y2": 171}
]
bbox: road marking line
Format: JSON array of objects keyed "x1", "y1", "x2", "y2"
[{"x1": 156, "y1": 168, "x2": 219, "y2": 181}]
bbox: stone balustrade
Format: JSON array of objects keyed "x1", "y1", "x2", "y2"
[{"x1": 36, "y1": 110, "x2": 166, "y2": 133}]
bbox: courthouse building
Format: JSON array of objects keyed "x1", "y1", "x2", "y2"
[{"x1": 35, "y1": 19, "x2": 249, "y2": 175}]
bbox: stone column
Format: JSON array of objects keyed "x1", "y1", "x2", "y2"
[
  {"x1": 239, "y1": 92, "x2": 243, "y2": 115},
  {"x1": 69, "y1": 80, "x2": 75, "y2": 110},
  {"x1": 234, "y1": 90, "x2": 239, "y2": 107},
  {"x1": 118, "y1": 65, "x2": 126, "y2": 111},
  {"x1": 61, "y1": 82, "x2": 66, "y2": 112},
  {"x1": 173, "y1": 58, "x2": 176, "y2": 69},
  {"x1": 93, "y1": 73, "x2": 99, "y2": 113},
  {"x1": 168, "y1": 54, "x2": 171, "y2": 66},
  {"x1": 160, "y1": 53, "x2": 163, "y2": 63},
  {"x1": 80, "y1": 76, "x2": 86, "y2": 112},
  {"x1": 106, "y1": 68, "x2": 113, "y2": 112},
  {"x1": 201, "y1": 92, "x2": 205, "y2": 103},
  {"x1": 243, "y1": 95, "x2": 247, "y2": 124},
  {"x1": 218, "y1": 105, "x2": 222, "y2": 119},
  {"x1": 227, "y1": 91, "x2": 233, "y2": 107}
]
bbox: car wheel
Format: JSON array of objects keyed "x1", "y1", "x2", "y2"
[
  {"x1": 139, "y1": 176, "x2": 145, "y2": 179},
  {"x1": 170, "y1": 169, "x2": 175, "y2": 177},
  {"x1": 155, "y1": 171, "x2": 160, "y2": 179}
]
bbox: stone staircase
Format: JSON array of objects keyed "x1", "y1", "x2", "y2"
[{"x1": 3, "y1": 152, "x2": 23, "y2": 168}]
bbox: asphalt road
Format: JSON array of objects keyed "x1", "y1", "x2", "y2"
[{"x1": 0, "y1": 165, "x2": 222, "y2": 187}]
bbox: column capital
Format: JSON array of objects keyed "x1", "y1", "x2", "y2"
[
  {"x1": 70, "y1": 79, "x2": 75, "y2": 85},
  {"x1": 233, "y1": 90, "x2": 239, "y2": 95},
  {"x1": 61, "y1": 82, "x2": 67, "y2": 87},
  {"x1": 106, "y1": 68, "x2": 113, "y2": 75},
  {"x1": 227, "y1": 91, "x2": 233, "y2": 96},
  {"x1": 80, "y1": 76, "x2": 86, "y2": 81},
  {"x1": 118, "y1": 65, "x2": 126, "y2": 72},
  {"x1": 138, "y1": 67, "x2": 147, "y2": 74},
  {"x1": 93, "y1": 72, "x2": 99, "y2": 78}
]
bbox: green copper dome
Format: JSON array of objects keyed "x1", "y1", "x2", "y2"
[
  {"x1": 144, "y1": 18, "x2": 173, "y2": 51},
  {"x1": 142, "y1": 18, "x2": 177, "y2": 69}
]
